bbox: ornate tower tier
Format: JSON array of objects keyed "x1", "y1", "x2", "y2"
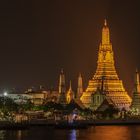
[{"x1": 81, "y1": 20, "x2": 131, "y2": 110}]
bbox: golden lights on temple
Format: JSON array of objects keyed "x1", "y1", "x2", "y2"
[{"x1": 81, "y1": 20, "x2": 131, "y2": 110}]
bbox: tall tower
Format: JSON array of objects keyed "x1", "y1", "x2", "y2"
[
  {"x1": 131, "y1": 69, "x2": 140, "y2": 111},
  {"x1": 77, "y1": 73, "x2": 83, "y2": 99},
  {"x1": 134, "y1": 69, "x2": 140, "y2": 93},
  {"x1": 66, "y1": 81, "x2": 74, "y2": 103},
  {"x1": 81, "y1": 20, "x2": 131, "y2": 110},
  {"x1": 58, "y1": 69, "x2": 66, "y2": 104}
]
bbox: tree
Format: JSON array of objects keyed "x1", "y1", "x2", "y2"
[
  {"x1": 43, "y1": 101, "x2": 64, "y2": 111},
  {"x1": 0, "y1": 96, "x2": 18, "y2": 112}
]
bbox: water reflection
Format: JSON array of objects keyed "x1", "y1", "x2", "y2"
[
  {"x1": 69, "y1": 130, "x2": 79, "y2": 140},
  {"x1": 91, "y1": 126, "x2": 131, "y2": 140},
  {"x1": 0, "y1": 131, "x2": 5, "y2": 140},
  {"x1": 16, "y1": 130, "x2": 21, "y2": 140},
  {"x1": 1, "y1": 126, "x2": 140, "y2": 140}
]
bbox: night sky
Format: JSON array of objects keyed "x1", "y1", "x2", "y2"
[{"x1": 0, "y1": 0, "x2": 140, "y2": 94}]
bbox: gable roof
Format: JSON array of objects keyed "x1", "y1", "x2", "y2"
[{"x1": 96, "y1": 97, "x2": 117, "y2": 112}]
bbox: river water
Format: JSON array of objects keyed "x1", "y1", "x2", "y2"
[{"x1": 0, "y1": 125, "x2": 139, "y2": 140}]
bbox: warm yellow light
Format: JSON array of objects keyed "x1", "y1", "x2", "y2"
[{"x1": 81, "y1": 20, "x2": 131, "y2": 109}]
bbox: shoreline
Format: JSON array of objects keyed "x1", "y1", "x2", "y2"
[{"x1": 1, "y1": 119, "x2": 140, "y2": 130}]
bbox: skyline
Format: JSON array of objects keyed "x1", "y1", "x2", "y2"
[{"x1": 1, "y1": 1, "x2": 140, "y2": 94}]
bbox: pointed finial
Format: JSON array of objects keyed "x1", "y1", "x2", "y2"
[
  {"x1": 61, "y1": 68, "x2": 64, "y2": 74},
  {"x1": 104, "y1": 19, "x2": 107, "y2": 26},
  {"x1": 79, "y1": 72, "x2": 81, "y2": 77},
  {"x1": 69, "y1": 80, "x2": 72, "y2": 90},
  {"x1": 136, "y1": 68, "x2": 138, "y2": 73}
]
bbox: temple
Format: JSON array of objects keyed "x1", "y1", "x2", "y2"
[{"x1": 81, "y1": 20, "x2": 131, "y2": 110}]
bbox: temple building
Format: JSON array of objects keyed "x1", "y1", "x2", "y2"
[
  {"x1": 90, "y1": 77, "x2": 106, "y2": 110},
  {"x1": 81, "y1": 20, "x2": 131, "y2": 110},
  {"x1": 131, "y1": 70, "x2": 140, "y2": 112},
  {"x1": 90, "y1": 87, "x2": 105, "y2": 110}
]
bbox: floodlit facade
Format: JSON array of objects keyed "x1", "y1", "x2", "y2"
[{"x1": 81, "y1": 20, "x2": 131, "y2": 110}]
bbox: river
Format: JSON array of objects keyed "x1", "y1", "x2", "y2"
[{"x1": 0, "y1": 125, "x2": 139, "y2": 140}]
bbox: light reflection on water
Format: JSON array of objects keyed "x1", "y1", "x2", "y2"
[
  {"x1": 17, "y1": 130, "x2": 22, "y2": 140},
  {"x1": 69, "y1": 130, "x2": 79, "y2": 140},
  {"x1": 0, "y1": 131, "x2": 5, "y2": 140},
  {"x1": 0, "y1": 126, "x2": 140, "y2": 140}
]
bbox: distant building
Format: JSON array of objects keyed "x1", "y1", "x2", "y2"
[
  {"x1": 0, "y1": 93, "x2": 32, "y2": 104},
  {"x1": 27, "y1": 91, "x2": 47, "y2": 105},
  {"x1": 26, "y1": 90, "x2": 59, "y2": 105}
]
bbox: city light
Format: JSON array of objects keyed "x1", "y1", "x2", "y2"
[{"x1": 3, "y1": 92, "x2": 8, "y2": 96}]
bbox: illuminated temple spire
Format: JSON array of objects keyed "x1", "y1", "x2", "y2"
[
  {"x1": 69, "y1": 80, "x2": 72, "y2": 91},
  {"x1": 131, "y1": 69, "x2": 140, "y2": 112},
  {"x1": 104, "y1": 19, "x2": 107, "y2": 26},
  {"x1": 59, "y1": 69, "x2": 66, "y2": 93},
  {"x1": 58, "y1": 69, "x2": 66, "y2": 104},
  {"x1": 134, "y1": 69, "x2": 140, "y2": 93},
  {"x1": 77, "y1": 73, "x2": 83, "y2": 99},
  {"x1": 81, "y1": 20, "x2": 131, "y2": 110},
  {"x1": 102, "y1": 19, "x2": 110, "y2": 45},
  {"x1": 67, "y1": 81, "x2": 74, "y2": 103}
]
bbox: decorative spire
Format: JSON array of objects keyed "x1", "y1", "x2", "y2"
[
  {"x1": 77, "y1": 73, "x2": 83, "y2": 99},
  {"x1": 134, "y1": 68, "x2": 140, "y2": 93},
  {"x1": 69, "y1": 80, "x2": 72, "y2": 91},
  {"x1": 67, "y1": 80, "x2": 74, "y2": 103},
  {"x1": 135, "y1": 69, "x2": 139, "y2": 84},
  {"x1": 59, "y1": 69, "x2": 66, "y2": 93},
  {"x1": 78, "y1": 73, "x2": 82, "y2": 87},
  {"x1": 136, "y1": 68, "x2": 138, "y2": 73},
  {"x1": 102, "y1": 19, "x2": 110, "y2": 45},
  {"x1": 61, "y1": 68, "x2": 64, "y2": 74},
  {"x1": 104, "y1": 19, "x2": 107, "y2": 26},
  {"x1": 98, "y1": 20, "x2": 114, "y2": 64}
]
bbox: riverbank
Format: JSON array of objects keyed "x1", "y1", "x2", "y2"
[
  {"x1": 0, "y1": 121, "x2": 29, "y2": 130},
  {"x1": 1, "y1": 119, "x2": 140, "y2": 130},
  {"x1": 29, "y1": 119, "x2": 140, "y2": 127},
  {"x1": 88, "y1": 119, "x2": 140, "y2": 126}
]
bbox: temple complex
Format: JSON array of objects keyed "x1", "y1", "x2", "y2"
[{"x1": 81, "y1": 20, "x2": 131, "y2": 110}]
